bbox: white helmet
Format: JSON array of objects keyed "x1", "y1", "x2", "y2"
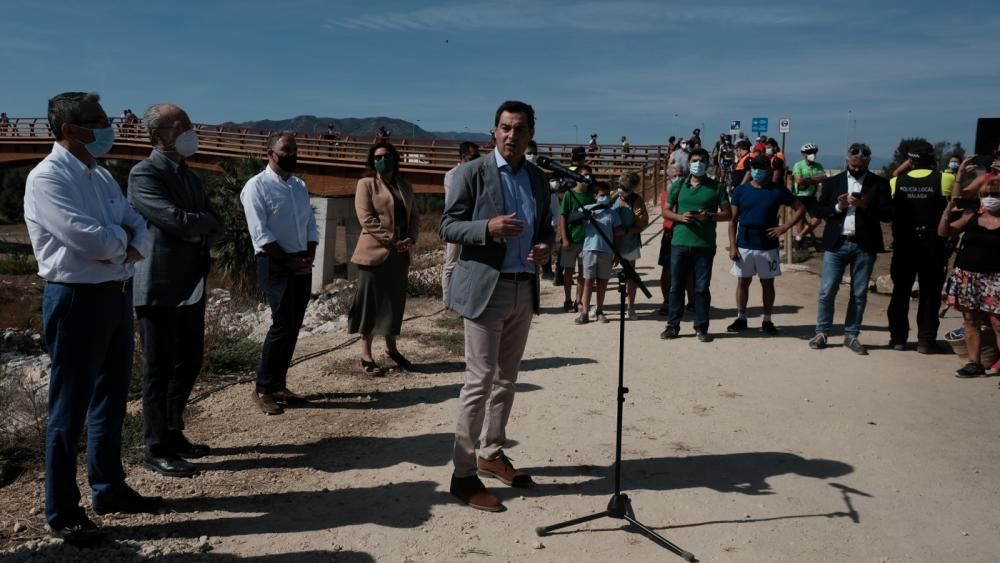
[{"x1": 800, "y1": 143, "x2": 818, "y2": 153}]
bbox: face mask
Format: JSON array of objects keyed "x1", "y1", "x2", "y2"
[
  {"x1": 680, "y1": 143, "x2": 688, "y2": 150},
  {"x1": 596, "y1": 195, "x2": 610, "y2": 205},
  {"x1": 525, "y1": 154, "x2": 537, "y2": 163},
  {"x1": 276, "y1": 154, "x2": 298, "y2": 173},
  {"x1": 172, "y1": 129, "x2": 199, "y2": 158},
  {"x1": 948, "y1": 161, "x2": 960, "y2": 171},
  {"x1": 982, "y1": 196, "x2": 1000, "y2": 212},
  {"x1": 689, "y1": 161, "x2": 707, "y2": 177},
  {"x1": 549, "y1": 180, "x2": 559, "y2": 191},
  {"x1": 805, "y1": 153, "x2": 816, "y2": 162},
  {"x1": 373, "y1": 157, "x2": 392, "y2": 174},
  {"x1": 82, "y1": 126, "x2": 115, "y2": 158},
  {"x1": 848, "y1": 167, "x2": 866, "y2": 178},
  {"x1": 750, "y1": 169, "x2": 768, "y2": 182},
  {"x1": 765, "y1": 148, "x2": 775, "y2": 156}
]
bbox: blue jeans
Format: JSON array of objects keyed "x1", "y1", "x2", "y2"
[
  {"x1": 42, "y1": 281, "x2": 133, "y2": 529},
  {"x1": 668, "y1": 245, "x2": 715, "y2": 331},
  {"x1": 815, "y1": 240, "x2": 876, "y2": 338}
]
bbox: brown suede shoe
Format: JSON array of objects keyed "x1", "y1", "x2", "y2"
[
  {"x1": 272, "y1": 388, "x2": 307, "y2": 405},
  {"x1": 477, "y1": 452, "x2": 533, "y2": 488},
  {"x1": 253, "y1": 390, "x2": 284, "y2": 415},
  {"x1": 449, "y1": 475, "x2": 504, "y2": 512}
]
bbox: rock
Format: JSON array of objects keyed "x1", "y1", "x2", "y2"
[
  {"x1": 13, "y1": 521, "x2": 26, "y2": 533},
  {"x1": 532, "y1": 541, "x2": 545, "y2": 550}
]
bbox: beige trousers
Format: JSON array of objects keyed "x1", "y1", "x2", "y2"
[
  {"x1": 441, "y1": 242, "x2": 462, "y2": 303},
  {"x1": 452, "y1": 278, "x2": 534, "y2": 477}
]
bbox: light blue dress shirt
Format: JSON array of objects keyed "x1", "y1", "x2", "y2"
[{"x1": 493, "y1": 148, "x2": 536, "y2": 273}]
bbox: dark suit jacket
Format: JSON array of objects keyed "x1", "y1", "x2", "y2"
[
  {"x1": 439, "y1": 151, "x2": 555, "y2": 320},
  {"x1": 128, "y1": 150, "x2": 224, "y2": 307},
  {"x1": 813, "y1": 171, "x2": 893, "y2": 253}
]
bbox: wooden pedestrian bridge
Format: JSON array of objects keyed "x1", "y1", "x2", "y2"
[{"x1": 0, "y1": 117, "x2": 669, "y2": 201}]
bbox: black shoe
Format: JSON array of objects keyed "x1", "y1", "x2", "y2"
[
  {"x1": 809, "y1": 333, "x2": 827, "y2": 350},
  {"x1": 845, "y1": 336, "x2": 868, "y2": 356},
  {"x1": 696, "y1": 330, "x2": 713, "y2": 343},
  {"x1": 563, "y1": 300, "x2": 574, "y2": 312},
  {"x1": 93, "y1": 485, "x2": 164, "y2": 515},
  {"x1": 659, "y1": 326, "x2": 679, "y2": 340},
  {"x1": 172, "y1": 433, "x2": 211, "y2": 459},
  {"x1": 917, "y1": 341, "x2": 947, "y2": 355},
  {"x1": 143, "y1": 454, "x2": 200, "y2": 478},
  {"x1": 553, "y1": 275, "x2": 564, "y2": 287},
  {"x1": 385, "y1": 350, "x2": 416, "y2": 372},
  {"x1": 656, "y1": 305, "x2": 669, "y2": 316},
  {"x1": 956, "y1": 362, "x2": 986, "y2": 378},
  {"x1": 727, "y1": 318, "x2": 748, "y2": 333},
  {"x1": 48, "y1": 517, "x2": 105, "y2": 546},
  {"x1": 761, "y1": 321, "x2": 779, "y2": 335},
  {"x1": 888, "y1": 340, "x2": 907, "y2": 351}
]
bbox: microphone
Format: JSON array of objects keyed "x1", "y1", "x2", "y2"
[{"x1": 535, "y1": 156, "x2": 593, "y2": 186}]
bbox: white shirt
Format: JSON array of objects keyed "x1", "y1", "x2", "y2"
[
  {"x1": 24, "y1": 143, "x2": 151, "y2": 283},
  {"x1": 240, "y1": 165, "x2": 319, "y2": 254},
  {"x1": 840, "y1": 173, "x2": 865, "y2": 236}
]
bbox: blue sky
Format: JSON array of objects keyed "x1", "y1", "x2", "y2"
[{"x1": 3, "y1": 0, "x2": 998, "y2": 161}]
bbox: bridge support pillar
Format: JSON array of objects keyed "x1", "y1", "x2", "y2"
[{"x1": 310, "y1": 196, "x2": 362, "y2": 292}]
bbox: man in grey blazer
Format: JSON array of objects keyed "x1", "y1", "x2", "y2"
[
  {"x1": 440, "y1": 101, "x2": 554, "y2": 512},
  {"x1": 128, "y1": 103, "x2": 223, "y2": 478}
]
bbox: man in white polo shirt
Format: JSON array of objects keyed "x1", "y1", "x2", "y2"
[{"x1": 24, "y1": 91, "x2": 160, "y2": 545}]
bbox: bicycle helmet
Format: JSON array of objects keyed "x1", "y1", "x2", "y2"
[{"x1": 800, "y1": 143, "x2": 818, "y2": 153}]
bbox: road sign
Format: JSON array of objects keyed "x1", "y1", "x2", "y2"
[
  {"x1": 751, "y1": 117, "x2": 768, "y2": 134},
  {"x1": 779, "y1": 118, "x2": 790, "y2": 134},
  {"x1": 730, "y1": 120, "x2": 741, "y2": 131}
]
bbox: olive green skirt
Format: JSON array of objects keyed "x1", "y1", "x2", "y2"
[{"x1": 348, "y1": 252, "x2": 409, "y2": 336}]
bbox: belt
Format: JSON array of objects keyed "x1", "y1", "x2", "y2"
[
  {"x1": 498, "y1": 272, "x2": 535, "y2": 282},
  {"x1": 48, "y1": 279, "x2": 131, "y2": 292},
  {"x1": 842, "y1": 234, "x2": 859, "y2": 243}
]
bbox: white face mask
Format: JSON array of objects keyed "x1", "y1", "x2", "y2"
[
  {"x1": 982, "y1": 196, "x2": 1000, "y2": 212},
  {"x1": 549, "y1": 180, "x2": 559, "y2": 191},
  {"x1": 525, "y1": 154, "x2": 537, "y2": 163},
  {"x1": 805, "y1": 153, "x2": 816, "y2": 162},
  {"x1": 765, "y1": 148, "x2": 775, "y2": 156},
  {"x1": 172, "y1": 128, "x2": 199, "y2": 158}
]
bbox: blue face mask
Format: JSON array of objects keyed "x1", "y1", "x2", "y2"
[
  {"x1": 596, "y1": 195, "x2": 610, "y2": 205},
  {"x1": 689, "y1": 161, "x2": 707, "y2": 177},
  {"x1": 83, "y1": 126, "x2": 115, "y2": 157},
  {"x1": 751, "y1": 169, "x2": 768, "y2": 182},
  {"x1": 948, "y1": 161, "x2": 960, "y2": 171}
]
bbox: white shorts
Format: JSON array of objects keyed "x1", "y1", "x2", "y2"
[{"x1": 730, "y1": 248, "x2": 781, "y2": 279}]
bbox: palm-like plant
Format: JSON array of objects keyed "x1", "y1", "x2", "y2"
[{"x1": 202, "y1": 156, "x2": 265, "y2": 300}]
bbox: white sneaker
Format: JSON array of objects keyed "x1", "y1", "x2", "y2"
[
  {"x1": 626, "y1": 309, "x2": 638, "y2": 321},
  {"x1": 588, "y1": 306, "x2": 597, "y2": 321}
]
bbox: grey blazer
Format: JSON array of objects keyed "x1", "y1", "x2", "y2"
[
  {"x1": 440, "y1": 151, "x2": 555, "y2": 319},
  {"x1": 128, "y1": 150, "x2": 224, "y2": 307}
]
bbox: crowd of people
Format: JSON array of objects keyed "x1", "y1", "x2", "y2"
[{"x1": 19, "y1": 90, "x2": 1000, "y2": 538}]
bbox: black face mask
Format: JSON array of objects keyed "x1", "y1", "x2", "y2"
[
  {"x1": 276, "y1": 154, "x2": 297, "y2": 173},
  {"x1": 848, "y1": 167, "x2": 867, "y2": 178}
]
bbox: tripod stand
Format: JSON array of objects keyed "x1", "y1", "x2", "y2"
[{"x1": 535, "y1": 208, "x2": 696, "y2": 561}]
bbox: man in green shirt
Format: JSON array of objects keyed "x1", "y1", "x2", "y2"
[
  {"x1": 559, "y1": 164, "x2": 595, "y2": 312},
  {"x1": 661, "y1": 148, "x2": 732, "y2": 341},
  {"x1": 792, "y1": 143, "x2": 825, "y2": 248}
]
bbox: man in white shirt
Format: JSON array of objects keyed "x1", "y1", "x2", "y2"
[
  {"x1": 240, "y1": 132, "x2": 319, "y2": 415},
  {"x1": 23, "y1": 92, "x2": 160, "y2": 545},
  {"x1": 128, "y1": 103, "x2": 224, "y2": 478},
  {"x1": 441, "y1": 141, "x2": 481, "y2": 303}
]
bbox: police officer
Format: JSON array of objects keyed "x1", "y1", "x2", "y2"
[{"x1": 887, "y1": 140, "x2": 955, "y2": 353}]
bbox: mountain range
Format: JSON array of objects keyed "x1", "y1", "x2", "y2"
[{"x1": 218, "y1": 115, "x2": 490, "y2": 142}]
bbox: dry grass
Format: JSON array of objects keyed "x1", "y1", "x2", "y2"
[{"x1": 415, "y1": 211, "x2": 442, "y2": 254}]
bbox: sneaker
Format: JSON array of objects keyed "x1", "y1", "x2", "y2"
[
  {"x1": 990, "y1": 359, "x2": 1000, "y2": 374},
  {"x1": 563, "y1": 300, "x2": 574, "y2": 312},
  {"x1": 659, "y1": 326, "x2": 679, "y2": 340},
  {"x1": 761, "y1": 321, "x2": 778, "y2": 335},
  {"x1": 626, "y1": 308, "x2": 638, "y2": 321},
  {"x1": 845, "y1": 336, "x2": 869, "y2": 356},
  {"x1": 726, "y1": 318, "x2": 748, "y2": 333},
  {"x1": 48, "y1": 517, "x2": 105, "y2": 546},
  {"x1": 696, "y1": 330, "x2": 713, "y2": 343},
  {"x1": 574, "y1": 312, "x2": 589, "y2": 325},
  {"x1": 588, "y1": 305, "x2": 597, "y2": 321},
  {"x1": 595, "y1": 310, "x2": 609, "y2": 323},
  {"x1": 809, "y1": 333, "x2": 828, "y2": 350},
  {"x1": 888, "y1": 340, "x2": 907, "y2": 351},
  {"x1": 955, "y1": 362, "x2": 986, "y2": 378}
]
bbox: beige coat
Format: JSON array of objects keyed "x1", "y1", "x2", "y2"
[{"x1": 351, "y1": 175, "x2": 418, "y2": 266}]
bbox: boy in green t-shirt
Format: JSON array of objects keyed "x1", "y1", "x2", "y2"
[
  {"x1": 559, "y1": 164, "x2": 595, "y2": 312},
  {"x1": 661, "y1": 149, "x2": 732, "y2": 341},
  {"x1": 792, "y1": 143, "x2": 825, "y2": 247}
]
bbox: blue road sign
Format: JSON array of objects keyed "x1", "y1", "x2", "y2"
[
  {"x1": 751, "y1": 117, "x2": 768, "y2": 134},
  {"x1": 730, "y1": 120, "x2": 741, "y2": 131}
]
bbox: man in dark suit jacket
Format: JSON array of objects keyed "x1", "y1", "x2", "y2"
[
  {"x1": 809, "y1": 143, "x2": 892, "y2": 355},
  {"x1": 128, "y1": 103, "x2": 223, "y2": 478},
  {"x1": 440, "y1": 101, "x2": 554, "y2": 512}
]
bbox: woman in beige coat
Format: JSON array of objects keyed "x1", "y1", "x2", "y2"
[{"x1": 348, "y1": 141, "x2": 419, "y2": 375}]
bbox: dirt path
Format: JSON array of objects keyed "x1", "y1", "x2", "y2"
[{"x1": 3, "y1": 220, "x2": 999, "y2": 563}]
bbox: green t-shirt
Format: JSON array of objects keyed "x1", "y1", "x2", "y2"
[
  {"x1": 560, "y1": 189, "x2": 595, "y2": 244},
  {"x1": 791, "y1": 160, "x2": 825, "y2": 197},
  {"x1": 667, "y1": 177, "x2": 729, "y2": 248}
]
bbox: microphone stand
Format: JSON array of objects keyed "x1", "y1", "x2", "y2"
[{"x1": 535, "y1": 199, "x2": 697, "y2": 562}]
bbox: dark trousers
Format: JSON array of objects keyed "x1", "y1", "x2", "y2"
[
  {"x1": 888, "y1": 241, "x2": 947, "y2": 345},
  {"x1": 668, "y1": 245, "x2": 715, "y2": 331},
  {"x1": 256, "y1": 256, "x2": 311, "y2": 394},
  {"x1": 42, "y1": 281, "x2": 132, "y2": 529},
  {"x1": 136, "y1": 298, "x2": 206, "y2": 457}
]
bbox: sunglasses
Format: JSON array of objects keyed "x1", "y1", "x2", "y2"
[{"x1": 848, "y1": 147, "x2": 872, "y2": 157}]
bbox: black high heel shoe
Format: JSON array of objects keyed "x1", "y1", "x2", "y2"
[{"x1": 385, "y1": 350, "x2": 416, "y2": 372}]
